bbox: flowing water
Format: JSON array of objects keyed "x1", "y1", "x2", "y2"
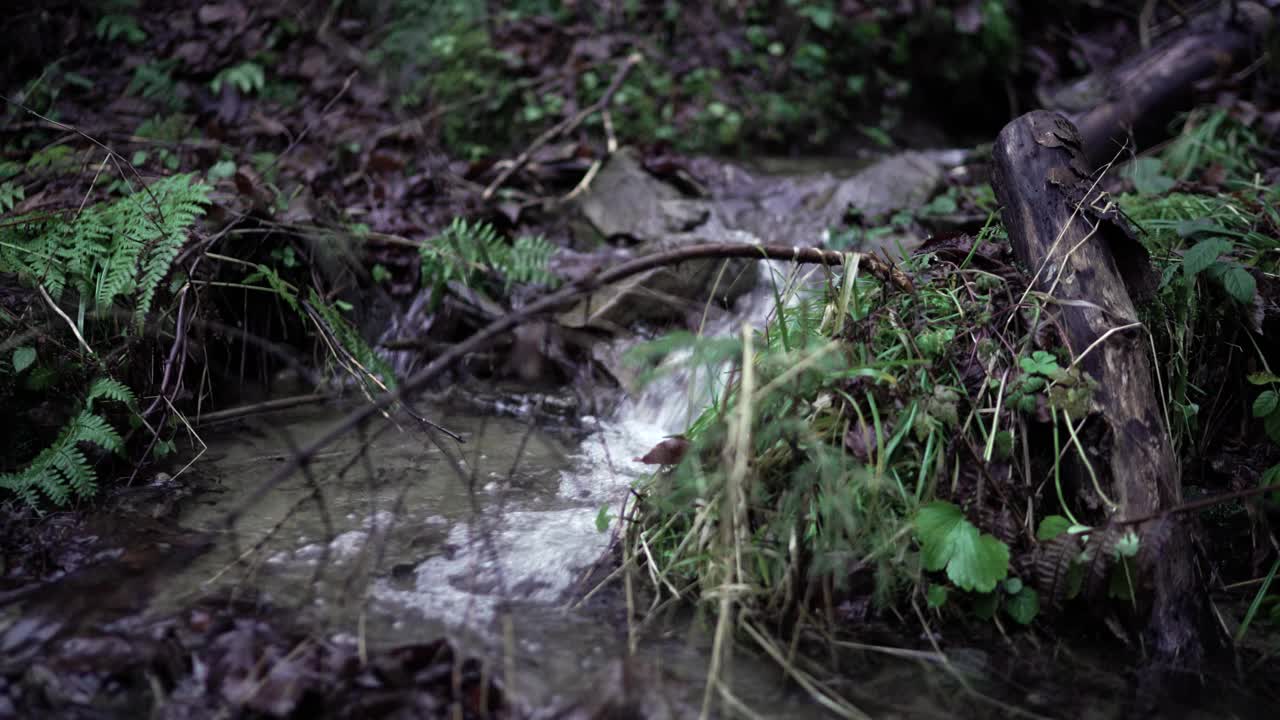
[
  {"x1": 168, "y1": 263, "x2": 845, "y2": 715},
  {"x1": 150, "y1": 155, "x2": 1013, "y2": 716}
]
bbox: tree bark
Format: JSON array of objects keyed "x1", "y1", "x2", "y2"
[{"x1": 991, "y1": 111, "x2": 1203, "y2": 668}]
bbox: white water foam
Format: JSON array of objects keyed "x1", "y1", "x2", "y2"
[{"x1": 377, "y1": 262, "x2": 813, "y2": 627}]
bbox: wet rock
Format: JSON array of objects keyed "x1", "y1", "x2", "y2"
[
  {"x1": 821, "y1": 151, "x2": 944, "y2": 224},
  {"x1": 566, "y1": 148, "x2": 759, "y2": 331},
  {"x1": 692, "y1": 151, "x2": 945, "y2": 253},
  {"x1": 575, "y1": 148, "x2": 686, "y2": 243}
]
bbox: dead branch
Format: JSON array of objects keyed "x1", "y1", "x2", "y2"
[{"x1": 234, "y1": 242, "x2": 906, "y2": 521}]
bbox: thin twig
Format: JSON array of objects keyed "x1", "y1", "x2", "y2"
[
  {"x1": 233, "y1": 242, "x2": 904, "y2": 523},
  {"x1": 483, "y1": 52, "x2": 643, "y2": 200},
  {"x1": 37, "y1": 284, "x2": 94, "y2": 356}
]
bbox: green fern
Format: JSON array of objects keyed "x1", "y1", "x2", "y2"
[
  {"x1": 0, "y1": 173, "x2": 211, "y2": 331},
  {"x1": 305, "y1": 289, "x2": 398, "y2": 395},
  {"x1": 0, "y1": 181, "x2": 23, "y2": 213},
  {"x1": 0, "y1": 378, "x2": 135, "y2": 508},
  {"x1": 419, "y1": 218, "x2": 559, "y2": 301},
  {"x1": 242, "y1": 264, "x2": 396, "y2": 393}
]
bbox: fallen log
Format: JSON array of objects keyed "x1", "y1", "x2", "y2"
[
  {"x1": 992, "y1": 111, "x2": 1207, "y2": 669},
  {"x1": 1040, "y1": 2, "x2": 1273, "y2": 168}
]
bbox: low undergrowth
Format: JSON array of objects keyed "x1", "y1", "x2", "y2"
[{"x1": 623, "y1": 105, "x2": 1280, "y2": 710}]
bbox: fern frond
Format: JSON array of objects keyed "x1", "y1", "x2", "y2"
[
  {"x1": 86, "y1": 376, "x2": 138, "y2": 411},
  {"x1": 419, "y1": 218, "x2": 559, "y2": 297},
  {"x1": 245, "y1": 263, "x2": 302, "y2": 314},
  {"x1": 48, "y1": 441, "x2": 98, "y2": 498},
  {"x1": 126, "y1": 173, "x2": 211, "y2": 329},
  {"x1": 0, "y1": 473, "x2": 41, "y2": 508},
  {"x1": 305, "y1": 289, "x2": 397, "y2": 394},
  {"x1": 0, "y1": 172, "x2": 210, "y2": 332},
  {"x1": 507, "y1": 234, "x2": 559, "y2": 287},
  {"x1": 0, "y1": 378, "x2": 136, "y2": 509}
]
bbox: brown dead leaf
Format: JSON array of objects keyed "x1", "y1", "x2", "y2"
[
  {"x1": 634, "y1": 436, "x2": 690, "y2": 466},
  {"x1": 198, "y1": 2, "x2": 247, "y2": 26},
  {"x1": 250, "y1": 109, "x2": 289, "y2": 137},
  {"x1": 173, "y1": 40, "x2": 209, "y2": 68}
]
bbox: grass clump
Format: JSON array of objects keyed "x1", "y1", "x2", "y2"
[{"x1": 626, "y1": 235, "x2": 1055, "y2": 632}]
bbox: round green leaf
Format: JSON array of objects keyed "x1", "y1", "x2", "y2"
[
  {"x1": 1036, "y1": 515, "x2": 1071, "y2": 541},
  {"x1": 926, "y1": 584, "x2": 948, "y2": 609},
  {"x1": 1004, "y1": 588, "x2": 1040, "y2": 625}
]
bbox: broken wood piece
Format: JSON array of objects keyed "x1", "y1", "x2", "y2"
[{"x1": 992, "y1": 110, "x2": 1206, "y2": 669}]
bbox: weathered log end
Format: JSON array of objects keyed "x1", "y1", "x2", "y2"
[{"x1": 992, "y1": 111, "x2": 1210, "y2": 673}]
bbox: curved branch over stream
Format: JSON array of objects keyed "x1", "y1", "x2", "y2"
[{"x1": 232, "y1": 243, "x2": 908, "y2": 522}]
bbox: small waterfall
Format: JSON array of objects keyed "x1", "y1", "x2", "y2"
[{"x1": 375, "y1": 262, "x2": 804, "y2": 629}]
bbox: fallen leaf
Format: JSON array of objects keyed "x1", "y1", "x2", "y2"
[
  {"x1": 198, "y1": 2, "x2": 247, "y2": 26},
  {"x1": 634, "y1": 435, "x2": 690, "y2": 465}
]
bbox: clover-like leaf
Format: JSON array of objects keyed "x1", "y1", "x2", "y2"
[
  {"x1": 926, "y1": 584, "x2": 949, "y2": 609},
  {"x1": 1019, "y1": 351, "x2": 1060, "y2": 378},
  {"x1": 915, "y1": 501, "x2": 1010, "y2": 593}
]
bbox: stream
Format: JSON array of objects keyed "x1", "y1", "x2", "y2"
[
  {"x1": 173, "y1": 257, "x2": 834, "y2": 716},
  {"x1": 5, "y1": 151, "x2": 1264, "y2": 718}
]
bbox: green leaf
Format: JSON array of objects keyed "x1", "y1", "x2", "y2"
[
  {"x1": 1248, "y1": 372, "x2": 1280, "y2": 386},
  {"x1": 1263, "y1": 464, "x2": 1280, "y2": 487},
  {"x1": 1265, "y1": 411, "x2": 1280, "y2": 446},
  {"x1": 1036, "y1": 515, "x2": 1071, "y2": 541},
  {"x1": 971, "y1": 591, "x2": 999, "y2": 620},
  {"x1": 926, "y1": 584, "x2": 948, "y2": 608},
  {"x1": 1182, "y1": 238, "x2": 1233, "y2": 278},
  {"x1": 1004, "y1": 588, "x2": 1039, "y2": 625},
  {"x1": 915, "y1": 501, "x2": 1010, "y2": 593},
  {"x1": 860, "y1": 125, "x2": 893, "y2": 148},
  {"x1": 1019, "y1": 350, "x2": 1059, "y2": 376},
  {"x1": 1262, "y1": 465, "x2": 1280, "y2": 502},
  {"x1": 12, "y1": 346, "x2": 36, "y2": 373},
  {"x1": 1254, "y1": 391, "x2": 1278, "y2": 418},
  {"x1": 1221, "y1": 266, "x2": 1255, "y2": 303},
  {"x1": 1130, "y1": 157, "x2": 1174, "y2": 195},
  {"x1": 131, "y1": 150, "x2": 148, "y2": 166},
  {"x1": 208, "y1": 160, "x2": 236, "y2": 181},
  {"x1": 1003, "y1": 577, "x2": 1023, "y2": 594},
  {"x1": 595, "y1": 504, "x2": 611, "y2": 533}
]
